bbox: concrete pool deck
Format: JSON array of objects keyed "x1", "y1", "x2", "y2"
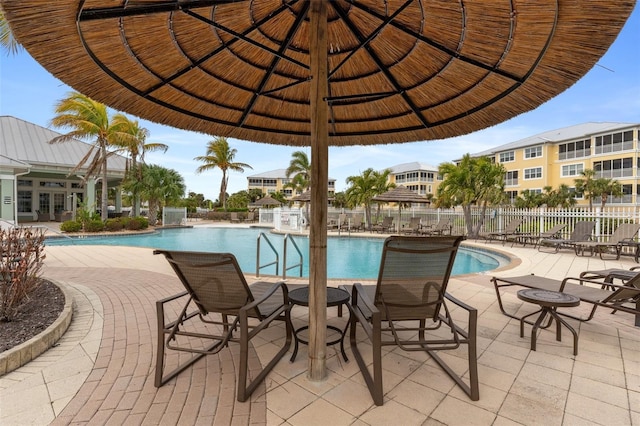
[{"x1": 1, "y1": 222, "x2": 639, "y2": 425}]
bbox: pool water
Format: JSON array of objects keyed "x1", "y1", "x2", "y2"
[{"x1": 46, "y1": 227, "x2": 507, "y2": 279}]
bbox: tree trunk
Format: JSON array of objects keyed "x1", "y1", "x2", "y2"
[
  {"x1": 220, "y1": 170, "x2": 228, "y2": 210},
  {"x1": 101, "y1": 144, "x2": 109, "y2": 221}
]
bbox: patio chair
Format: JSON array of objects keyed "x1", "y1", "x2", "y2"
[
  {"x1": 245, "y1": 211, "x2": 257, "y2": 223},
  {"x1": 371, "y1": 216, "x2": 394, "y2": 233},
  {"x1": 419, "y1": 218, "x2": 451, "y2": 236},
  {"x1": 153, "y1": 250, "x2": 292, "y2": 402},
  {"x1": 492, "y1": 272, "x2": 640, "y2": 327},
  {"x1": 230, "y1": 212, "x2": 242, "y2": 223},
  {"x1": 482, "y1": 218, "x2": 524, "y2": 244},
  {"x1": 351, "y1": 213, "x2": 365, "y2": 231},
  {"x1": 573, "y1": 222, "x2": 640, "y2": 259},
  {"x1": 523, "y1": 223, "x2": 567, "y2": 248},
  {"x1": 343, "y1": 236, "x2": 479, "y2": 405},
  {"x1": 538, "y1": 220, "x2": 595, "y2": 253},
  {"x1": 402, "y1": 217, "x2": 421, "y2": 235}
]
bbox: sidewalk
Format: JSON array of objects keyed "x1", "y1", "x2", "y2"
[{"x1": 1, "y1": 238, "x2": 639, "y2": 425}]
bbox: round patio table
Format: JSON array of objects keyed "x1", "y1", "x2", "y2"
[
  {"x1": 517, "y1": 289, "x2": 581, "y2": 355},
  {"x1": 288, "y1": 286, "x2": 350, "y2": 362}
]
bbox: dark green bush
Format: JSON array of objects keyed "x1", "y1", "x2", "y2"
[
  {"x1": 85, "y1": 219, "x2": 105, "y2": 232},
  {"x1": 127, "y1": 216, "x2": 149, "y2": 230},
  {"x1": 60, "y1": 220, "x2": 82, "y2": 233},
  {"x1": 104, "y1": 218, "x2": 125, "y2": 232}
]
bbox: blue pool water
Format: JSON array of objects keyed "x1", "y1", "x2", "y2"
[{"x1": 46, "y1": 227, "x2": 507, "y2": 279}]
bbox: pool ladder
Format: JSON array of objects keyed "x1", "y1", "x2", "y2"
[{"x1": 256, "y1": 232, "x2": 303, "y2": 279}]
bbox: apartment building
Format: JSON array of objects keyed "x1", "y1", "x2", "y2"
[
  {"x1": 247, "y1": 169, "x2": 336, "y2": 200},
  {"x1": 469, "y1": 122, "x2": 640, "y2": 205},
  {"x1": 387, "y1": 162, "x2": 441, "y2": 197}
]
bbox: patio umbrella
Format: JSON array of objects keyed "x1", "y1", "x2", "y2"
[
  {"x1": 3, "y1": 0, "x2": 634, "y2": 381},
  {"x1": 250, "y1": 195, "x2": 282, "y2": 208},
  {"x1": 372, "y1": 185, "x2": 430, "y2": 223}
]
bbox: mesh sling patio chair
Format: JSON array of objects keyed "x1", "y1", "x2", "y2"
[
  {"x1": 343, "y1": 236, "x2": 479, "y2": 405},
  {"x1": 538, "y1": 220, "x2": 596, "y2": 253},
  {"x1": 419, "y1": 217, "x2": 452, "y2": 236},
  {"x1": 483, "y1": 218, "x2": 524, "y2": 244},
  {"x1": 573, "y1": 222, "x2": 640, "y2": 260},
  {"x1": 402, "y1": 216, "x2": 422, "y2": 235},
  {"x1": 372, "y1": 216, "x2": 394, "y2": 233},
  {"x1": 153, "y1": 250, "x2": 292, "y2": 402}
]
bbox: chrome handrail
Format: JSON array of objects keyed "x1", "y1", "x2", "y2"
[
  {"x1": 256, "y1": 232, "x2": 279, "y2": 277},
  {"x1": 283, "y1": 234, "x2": 303, "y2": 279}
]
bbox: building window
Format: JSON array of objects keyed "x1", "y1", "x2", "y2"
[
  {"x1": 263, "y1": 179, "x2": 277, "y2": 187},
  {"x1": 558, "y1": 139, "x2": 591, "y2": 160},
  {"x1": 561, "y1": 163, "x2": 584, "y2": 177},
  {"x1": 594, "y1": 157, "x2": 633, "y2": 178},
  {"x1": 594, "y1": 130, "x2": 633, "y2": 154},
  {"x1": 17, "y1": 179, "x2": 33, "y2": 187},
  {"x1": 71, "y1": 182, "x2": 83, "y2": 189},
  {"x1": 570, "y1": 187, "x2": 584, "y2": 200},
  {"x1": 524, "y1": 167, "x2": 542, "y2": 180},
  {"x1": 283, "y1": 189, "x2": 292, "y2": 196},
  {"x1": 39, "y1": 181, "x2": 66, "y2": 188},
  {"x1": 17, "y1": 191, "x2": 32, "y2": 213},
  {"x1": 524, "y1": 146, "x2": 542, "y2": 159},
  {"x1": 504, "y1": 171, "x2": 518, "y2": 186},
  {"x1": 505, "y1": 190, "x2": 518, "y2": 203},
  {"x1": 248, "y1": 178, "x2": 262, "y2": 186},
  {"x1": 499, "y1": 151, "x2": 515, "y2": 163},
  {"x1": 395, "y1": 173, "x2": 406, "y2": 183},
  {"x1": 609, "y1": 184, "x2": 633, "y2": 204}
]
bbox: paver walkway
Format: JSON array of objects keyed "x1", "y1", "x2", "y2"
[{"x1": 1, "y1": 235, "x2": 639, "y2": 425}]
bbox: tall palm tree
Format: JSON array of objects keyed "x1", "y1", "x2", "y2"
[
  {"x1": 112, "y1": 114, "x2": 168, "y2": 216},
  {"x1": 285, "y1": 151, "x2": 311, "y2": 191},
  {"x1": 436, "y1": 154, "x2": 506, "y2": 238},
  {"x1": 0, "y1": 8, "x2": 21, "y2": 55},
  {"x1": 345, "y1": 168, "x2": 394, "y2": 231},
  {"x1": 194, "y1": 137, "x2": 252, "y2": 210},
  {"x1": 49, "y1": 92, "x2": 127, "y2": 221},
  {"x1": 574, "y1": 169, "x2": 598, "y2": 211},
  {"x1": 135, "y1": 164, "x2": 185, "y2": 226}
]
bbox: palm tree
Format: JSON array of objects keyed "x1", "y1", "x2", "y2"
[
  {"x1": 436, "y1": 154, "x2": 506, "y2": 238},
  {"x1": 136, "y1": 164, "x2": 185, "y2": 226},
  {"x1": 112, "y1": 114, "x2": 168, "y2": 216},
  {"x1": 194, "y1": 137, "x2": 252, "y2": 210},
  {"x1": 285, "y1": 151, "x2": 311, "y2": 191},
  {"x1": 0, "y1": 8, "x2": 21, "y2": 55},
  {"x1": 574, "y1": 169, "x2": 598, "y2": 211},
  {"x1": 49, "y1": 92, "x2": 127, "y2": 221},
  {"x1": 594, "y1": 178, "x2": 623, "y2": 209},
  {"x1": 345, "y1": 168, "x2": 394, "y2": 231}
]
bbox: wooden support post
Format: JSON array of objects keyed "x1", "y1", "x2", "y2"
[{"x1": 308, "y1": 0, "x2": 328, "y2": 381}]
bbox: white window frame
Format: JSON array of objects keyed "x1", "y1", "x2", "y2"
[
  {"x1": 499, "y1": 151, "x2": 515, "y2": 163},
  {"x1": 524, "y1": 167, "x2": 542, "y2": 180},
  {"x1": 561, "y1": 163, "x2": 584, "y2": 178},
  {"x1": 524, "y1": 146, "x2": 543, "y2": 159}
]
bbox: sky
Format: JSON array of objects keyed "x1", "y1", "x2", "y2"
[{"x1": 1, "y1": 6, "x2": 639, "y2": 202}]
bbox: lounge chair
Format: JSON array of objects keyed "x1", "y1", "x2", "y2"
[
  {"x1": 518, "y1": 223, "x2": 567, "y2": 248},
  {"x1": 343, "y1": 236, "x2": 479, "y2": 405},
  {"x1": 573, "y1": 222, "x2": 640, "y2": 259},
  {"x1": 492, "y1": 273, "x2": 640, "y2": 326},
  {"x1": 482, "y1": 218, "x2": 524, "y2": 244},
  {"x1": 153, "y1": 250, "x2": 292, "y2": 402},
  {"x1": 245, "y1": 211, "x2": 257, "y2": 223},
  {"x1": 371, "y1": 216, "x2": 394, "y2": 233},
  {"x1": 351, "y1": 213, "x2": 365, "y2": 231},
  {"x1": 419, "y1": 217, "x2": 451, "y2": 236},
  {"x1": 230, "y1": 212, "x2": 242, "y2": 223},
  {"x1": 538, "y1": 220, "x2": 595, "y2": 253},
  {"x1": 402, "y1": 217, "x2": 421, "y2": 235}
]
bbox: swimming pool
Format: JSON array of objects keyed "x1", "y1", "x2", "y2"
[{"x1": 46, "y1": 227, "x2": 508, "y2": 279}]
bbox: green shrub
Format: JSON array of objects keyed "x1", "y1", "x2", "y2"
[
  {"x1": 104, "y1": 218, "x2": 125, "y2": 232},
  {"x1": 60, "y1": 220, "x2": 82, "y2": 233},
  {"x1": 85, "y1": 219, "x2": 105, "y2": 232},
  {"x1": 127, "y1": 216, "x2": 148, "y2": 230}
]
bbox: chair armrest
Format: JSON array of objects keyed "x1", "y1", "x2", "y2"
[
  {"x1": 350, "y1": 282, "x2": 378, "y2": 315},
  {"x1": 563, "y1": 276, "x2": 640, "y2": 293},
  {"x1": 156, "y1": 290, "x2": 189, "y2": 305},
  {"x1": 444, "y1": 292, "x2": 477, "y2": 313},
  {"x1": 244, "y1": 281, "x2": 289, "y2": 313}
]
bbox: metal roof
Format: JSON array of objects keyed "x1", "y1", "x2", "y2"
[
  {"x1": 248, "y1": 168, "x2": 335, "y2": 182},
  {"x1": 388, "y1": 161, "x2": 438, "y2": 174},
  {"x1": 471, "y1": 122, "x2": 639, "y2": 157},
  {"x1": 0, "y1": 115, "x2": 127, "y2": 174}
]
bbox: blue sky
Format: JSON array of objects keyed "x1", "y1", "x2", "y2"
[{"x1": 1, "y1": 6, "x2": 639, "y2": 201}]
